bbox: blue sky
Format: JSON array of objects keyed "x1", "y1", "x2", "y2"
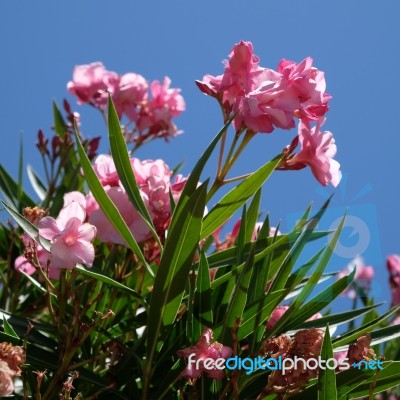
[{"x1": 1, "y1": 0, "x2": 399, "y2": 309}]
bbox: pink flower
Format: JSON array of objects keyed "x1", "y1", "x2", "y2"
[
  {"x1": 150, "y1": 77, "x2": 185, "y2": 117},
  {"x1": 266, "y1": 306, "x2": 322, "y2": 329},
  {"x1": 14, "y1": 255, "x2": 36, "y2": 275},
  {"x1": 0, "y1": 361, "x2": 15, "y2": 396},
  {"x1": 196, "y1": 41, "x2": 330, "y2": 135},
  {"x1": 89, "y1": 186, "x2": 151, "y2": 245},
  {"x1": 134, "y1": 77, "x2": 185, "y2": 141},
  {"x1": 284, "y1": 118, "x2": 341, "y2": 187},
  {"x1": 93, "y1": 154, "x2": 120, "y2": 187},
  {"x1": 39, "y1": 202, "x2": 96, "y2": 269},
  {"x1": 338, "y1": 257, "x2": 374, "y2": 299},
  {"x1": 177, "y1": 328, "x2": 232, "y2": 380},
  {"x1": 113, "y1": 72, "x2": 148, "y2": 120},
  {"x1": 267, "y1": 306, "x2": 289, "y2": 329},
  {"x1": 67, "y1": 62, "x2": 119, "y2": 108},
  {"x1": 277, "y1": 57, "x2": 331, "y2": 122},
  {"x1": 0, "y1": 343, "x2": 25, "y2": 397},
  {"x1": 387, "y1": 254, "x2": 400, "y2": 306}
]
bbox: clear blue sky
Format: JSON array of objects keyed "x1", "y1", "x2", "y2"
[{"x1": 1, "y1": 1, "x2": 399, "y2": 309}]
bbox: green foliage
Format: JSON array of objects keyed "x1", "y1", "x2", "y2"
[{"x1": 0, "y1": 96, "x2": 398, "y2": 400}]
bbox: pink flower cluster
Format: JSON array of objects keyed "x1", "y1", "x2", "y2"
[
  {"x1": 197, "y1": 41, "x2": 341, "y2": 187},
  {"x1": 387, "y1": 254, "x2": 400, "y2": 306},
  {"x1": 0, "y1": 343, "x2": 25, "y2": 397},
  {"x1": 197, "y1": 41, "x2": 329, "y2": 133},
  {"x1": 266, "y1": 305, "x2": 322, "y2": 330},
  {"x1": 177, "y1": 327, "x2": 232, "y2": 380},
  {"x1": 67, "y1": 62, "x2": 185, "y2": 141},
  {"x1": 84, "y1": 154, "x2": 186, "y2": 245},
  {"x1": 15, "y1": 202, "x2": 96, "y2": 279}
]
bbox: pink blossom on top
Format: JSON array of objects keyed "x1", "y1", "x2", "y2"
[
  {"x1": 338, "y1": 256, "x2": 375, "y2": 299},
  {"x1": 39, "y1": 202, "x2": 97, "y2": 269},
  {"x1": 67, "y1": 62, "x2": 119, "y2": 108},
  {"x1": 196, "y1": 41, "x2": 331, "y2": 135},
  {"x1": 277, "y1": 57, "x2": 331, "y2": 122},
  {"x1": 150, "y1": 77, "x2": 185, "y2": 117},
  {"x1": 387, "y1": 254, "x2": 400, "y2": 306},
  {"x1": 284, "y1": 118, "x2": 341, "y2": 187},
  {"x1": 112, "y1": 72, "x2": 148, "y2": 120},
  {"x1": 177, "y1": 327, "x2": 232, "y2": 380},
  {"x1": 134, "y1": 77, "x2": 185, "y2": 141}
]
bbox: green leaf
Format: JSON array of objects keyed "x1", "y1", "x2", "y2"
[
  {"x1": 237, "y1": 290, "x2": 286, "y2": 341},
  {"x1": 0, "y1": 200, "x2": 51, "y2": 251},
  {"x1": 201, "y1": 155, "x2": 282, "y2": 239},
  {"x1": 294, "y1": 303, "x2": 383, "y2": 331},
  {"x1": 220, "y1": 246, "x2": 255, "y2": 344},
  {"x1": 318, "y1": 325, "x2": 337, "y2": 400},
  {"x1": 268, "y1": 214, "x2": 345, "y2": 336},
  {"x1": 53, "y1": 100, "x2": 67, "y2": 137},
  {"x1": 333, "y1": 304, "x2": 400, "y2": 348},
  {"x1": 107, "y1": 96, "x2": 162, "y2": 249},
  {"x1": 193, "y1": 251, "x2": 213, "y2": 338},
  {"x1": 27, "y1": 164, "x2": 47, "y2": 201},
  {"x1": 74, "y1": 125, "x2": 152, "y2": 275},
  {"x1": 267, "y1": 197, "x2": 332, "y2": 295},
  {"x1": 75, "y1": 265, "x2": 146, "y2": 305},
  {"x1": 284, "y1": 269, "x2": 356, "y2": 333},
  {"x1": 2, "y1": 316, "x2": 19, "y2": 339},
  {"x1": 0, "y1": 165, "x2": 35, "y2": 209},
  {"x1": 147, "y1": 182, "x2": 207, "y2": 364},
  {"x1": 244, "y1": 188, "x2": 261, "y2": 243}
]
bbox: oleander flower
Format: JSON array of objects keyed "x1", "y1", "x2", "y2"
[
  {"x1": 177, "y1": 327, "x2": 232, "y2": 380},
  {"x1": 39, "y1": 201, "x2": 97, "y2": 269},
  {"x1": 113, "y1": 72, "x2": 148, "y2": 120},
  {"x1": 283, "y1": 118, "x2": 341, "y2": 187},
  {"x1": 387, "y1": 254, "x2": 400, "y2": 306},
  {"x1": 0, "y1": 343, "x2": 25, "y2": 396},
  {"x1": 93, "y1": 154, "x2": 120, "y2": 187},
  {"x1": 89, "y1": 186, "x2": 152, "y2": 245},
  {"x1": 346, "y1": 334, "x2": 376, "y2": 364},
  {"x1": 67, "y1": 62, "x2": 119, "y2": 108},
  {"x1": 266, "y1": 305, "x2": 322, "y2": 329},
  {"x1": 277, "y1": 57, "x2": 331, "y2": 122},
  {"x1": 196, "y1": 40, "x2": 330, "y2": 134}
]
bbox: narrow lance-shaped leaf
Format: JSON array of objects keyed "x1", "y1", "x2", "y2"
[
  {"x1": 0, "y1": 201, "x2": 51, "y2": 251},
  {"x1": 107, "y1": 96, "x2": 162, "y2": 250},
  {"x1": 193, "y1": 251, "x2": 213, "y2": 339},
  {"x1": 284, "y1": 269, "x2": 356, "y2": 332},
  {"x1": 146, "y1": 182, "x2": 207, "y2": 365},
  {"x1": 27, "y1": 165, "x2": 47, "y2": 201},
  {"x1": 220, "y1": 246, "x2": 255, "y2": 344},
  {"x1": 318, "y1": 324, "x2": 337, "y2": 400},
  {"x1": 52, "y1": 100, "x2": 67, "y2": 137},
  {"x1": 73, "y1": 125, "x2": 152, "y2": 275},
  {"x1": 269, "y1": 214, "x2": 346, "y2": 336}
]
